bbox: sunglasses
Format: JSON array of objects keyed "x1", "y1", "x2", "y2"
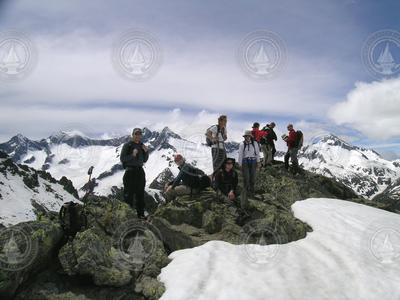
[{"x1": 134, "y1": 132, "x2": 142, "y2": 136}]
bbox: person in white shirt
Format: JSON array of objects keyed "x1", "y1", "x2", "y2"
[
  {"x1": 206, "y1": 115, "x2": 228, "y2": 172},
  {"x1": 238, "y1": 130, "x2": 260, "y2": 196}
]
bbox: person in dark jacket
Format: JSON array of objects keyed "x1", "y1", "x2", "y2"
[
  {"x1": 120, "y1": 128, "x2": 149, "y2": 219},
  {"x1": 261, "y1": 122, "x2": 277, "y2": 166},
  {"x1": 164, "y1": 154, "x2": 201, "y2": 202},
  {"x1": 283, "y1": 124, "x2": 299, "y2": 174},
  {"x1": 215, "y1": 158, "x2": 238, "y2": 202}
]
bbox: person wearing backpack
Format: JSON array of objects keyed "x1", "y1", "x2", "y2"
[
  {"x1": 120, "y1": 128, "x2": 149, "y2": 219},
  {"x1": 260, "y1": 122, "x2": 277, "y2": 167},
  {"x1": 238, "y1": 130, "x2": 260, "y2": 196},
  {"x1": 283, "y1": 124, "x2": 301, "y2": 174},
  {"x1": 215, "y1": 157, "x2": 238, "y2": 202},
  {"x1": 206, "y1": 115, "x2": 228, "y2": 172},
  {"x1": 164, "y1": 154, "x2": 210, "y2": 202},
  {"x1": 251, "y1": 122, "x2": 266, "y2": 143}
]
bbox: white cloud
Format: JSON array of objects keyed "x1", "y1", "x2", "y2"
[
  {"x1": 329, "y1": 78, "x2": 400, "y2": 140},
  {"x1": 0, "y1": 28, "x2": 347, "y2": 116}
]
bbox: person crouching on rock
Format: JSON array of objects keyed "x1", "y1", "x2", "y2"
[
  {"x1": 238, "y1": 130, "x2": 260, "y2": 197},
  {"x1": 215, "y1": 158, "x2": 238, "y2": 203},
  {"x1": 120, "y1": 128, "x2": 149, "y2": 220},
  {"x1": 164, "y1": 154, "x2": 201, "y2": 202}
]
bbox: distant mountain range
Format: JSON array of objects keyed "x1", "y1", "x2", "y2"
[
  {"x1": 1, "y1": 128, "x2": 399, "y2": 206},
  {"x1": 275, "y1": 134, "x2": 400, "y2": 199}
]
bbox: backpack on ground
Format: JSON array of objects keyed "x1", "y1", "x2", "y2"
[
  {"x1": 186, "y1": 165, "x2": 211, "y2": 190},
  {"x1": 295, "y1": 130, "x2": 304, "y2": 148},
  {"x1": 59, "y1": 201, "x2": 87, "y2": 238}
]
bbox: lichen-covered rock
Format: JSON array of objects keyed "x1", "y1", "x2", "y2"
[
  {"x1": 135, "y1": 275, "x2": 166, "y2": 300},
  {"x1": 0, "y1": 217, "x2": 63, "y2": 300},
  {"x1": 58, "y1": 199, "x2": 169, "y2": 289},
  {"x1": 202, "y1": 210, "x2": 222, "y2": 234},
  {"x1": 58, "y1": 227, "x2": 134, "y2": 287}
]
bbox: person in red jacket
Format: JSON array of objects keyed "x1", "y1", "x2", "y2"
[
  {"x1": 251, "y1": 122, "x2": 266, "y2": 143},
  {"x1": 283, "y1": 124, "x2": 299, "y2": 174}
]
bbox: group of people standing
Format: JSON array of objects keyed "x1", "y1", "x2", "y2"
[{"x1": 119, "y1": 116, "x2": 303, "y2": 219}]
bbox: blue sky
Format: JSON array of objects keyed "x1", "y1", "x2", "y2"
[{"x1": 0, "y1": 0, "x2": 399, "y2": 158}]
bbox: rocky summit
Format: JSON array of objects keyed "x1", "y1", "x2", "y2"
[{"x1": 0, "y1": 162, "x2": 392, "y2": 300}]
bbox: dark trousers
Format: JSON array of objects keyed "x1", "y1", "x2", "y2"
[
  {"x1": 242, "y1": 159, "x2": 257, "y2": 194},
  {"x1": 211, "y1": 147, "x2": 227, "y2": 173},
  {"x1": 123, "y1": 167, "x2": 146, "y2": 217},
  {"x1": 271, "y1": 145, "x2": 276, "y2": 160},
  {"x1": 284, "y1": 147, "x2": 299, "y2": 172}
]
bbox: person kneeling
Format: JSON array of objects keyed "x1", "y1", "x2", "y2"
[{"x1": 164, "y1": 154, "x2": 209, "y2": 202}]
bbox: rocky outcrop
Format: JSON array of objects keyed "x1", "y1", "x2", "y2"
[
  {"x1": 149, "y1": 168, "x2": 174, "y2": 190},
  {"x1": 0, "y1": 216, "x2": 64, "y2": 299},
  {"x1": 2, "y1": 162, "x2": 393, "y2": 299}
]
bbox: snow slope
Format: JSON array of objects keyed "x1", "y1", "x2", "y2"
[
  {"x1": 159, "y1": 198, "x2": 400, "y2": 300},
  {"x1": 0, "y1": 155, "x2": 77, "y2": 226}
]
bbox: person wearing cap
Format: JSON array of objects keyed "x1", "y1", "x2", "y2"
[
  {"x1": 120, "y1": 128, "x2": 149, "y2": 219},
  {"x1": 260, "y1": 122, "x2": 277, "y2": 166},
  {"x1": 284, "y1": 123, "x2": 299, "y2": 174},
  {"x1": 214, "y1": 157, "x2": 238, "y2": 202},
  {"x1": 238, "y1": 130, "x2": 260, "y2": 196},
  {"x1": 251, "y1": 122, "x2": 266, "y2": 143},
  {"x1": 206, "y1": 115, "x2": 228, "y2": 172},
  {"x1": 164, "y1": 154, "x2": 200, "y2": 202}
]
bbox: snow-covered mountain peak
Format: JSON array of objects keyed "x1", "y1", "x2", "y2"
[
  {"x1": 291, "y1": 133, "x2": 400, "y2": 198},
  {"x1": 47, "y1": 130, "x2": 93, "y2": 148}
]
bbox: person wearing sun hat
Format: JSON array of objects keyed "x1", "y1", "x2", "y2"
[
  {"x1": 120, "y1": 128, "x2": 149, "y2": 220},
  {"x1": 238, "y1": 130, "x2": 260, "y2": 196}
]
